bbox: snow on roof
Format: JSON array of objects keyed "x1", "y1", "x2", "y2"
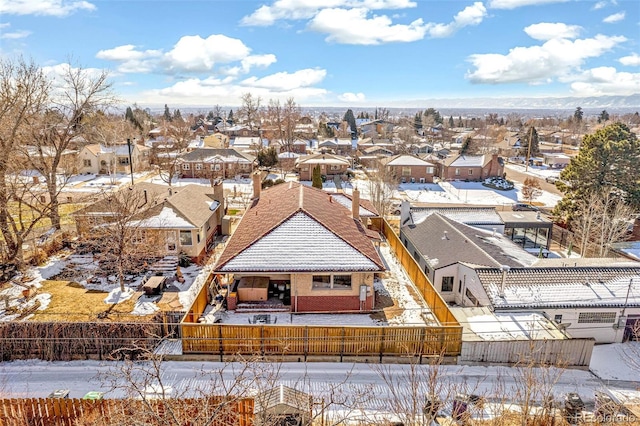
[
  {"x1": 386, "y1": 155, "x2": 435, "y2": 166},
  {"x1": 477, "y1": 267, "x2": 640, "y2": 309},
  {"x1": 278, "y1": 151, "x2": 300, "y2": 158},
  {"x1": 131, "y1": 206, "x2": 195, "y2": 229},
  {"x1": 330, "y1": 193, "x2": 377, "y2": 217},
  {"x1": 218, "y1": 212, "x2": 381, "y2": 272},
  {"x1": 451, "y1": 307, "x2": 565, "y2": 341},
  {"x1": 449, "y1": 155, "x2": 487, "y2": 167},
  {"x1": 411, "y1": 207, "x2": 504, "y2": 226}
]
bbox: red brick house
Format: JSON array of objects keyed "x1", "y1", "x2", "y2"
[
  {"x1": 295, "y1": 153, "x2": 351, "y2": 181},
  {"x1": 380, "y1": 154, "x2": 437, "y2": 183},
  {"x1": 176, "y1": 148, "x2": 256, "y2": 180},
  {"x1": 439, "y1": 154, "x2": 504, "y2": 181},
  {"x1": 214, "y1": 179, "x2": 385, "y2": 312}
]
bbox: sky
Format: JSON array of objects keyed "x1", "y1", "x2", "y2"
[{"x1": 0, "y1": 0, "x2": 639, "y2": 108}]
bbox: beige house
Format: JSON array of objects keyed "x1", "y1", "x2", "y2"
[
  {"x1": 215, "y1": 179, "x2": 385, "y2": 312},
  {"x1": 439, "y1": 154, "x2": 504, "y2": 181},
  {"x1": 77, "y1": 142, "x2": 150, "y2": 175},
  {"x1": 295, "y1": 153, "x2": 351, "y2": 181},
  {"x1": 74, "y1": 182, "x2": 224, "y2": 262}
]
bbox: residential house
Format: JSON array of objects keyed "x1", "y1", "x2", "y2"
[
  {"x1": 380, "y1": 154, "x2": 437, "y2": 183},
  {"x1": 464, "y1": 265, "x2": 640, "y2": 343},
  {"x1": 439, "y1": 154, "x2": 504, "y2": 181},
  {"x1": 356, "y1": 146, "x2": 394, "y2": 169},
  {"x1": 295, "y1": 153, "x2": 351, "y2": 181},
  {"x1": 77, "y1": 142, "x2": 150, "y2": 175},
  {"x1": 214, "y1": 179, "x2": 385, "y2": 312},
  {"x1": 402, "y1": 204, "x2": 505, "y2": 234},
  {"x1": 74, "y1": 182, "x2": 224, "y2": 261},
  {"x1": 231, "y1": 136, "x2": 267, "y2": 154},
  {"x1": 291, "y1": 139, "x2": 310, "y2": 154},
  {"x1": 176, "y1": 148, "x2": 256, "y2": 180},
  {"x1": 400, "y1": 213, "x2": 534, "y2": 303}
]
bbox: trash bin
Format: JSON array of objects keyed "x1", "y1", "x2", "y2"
[
  {"x1": 452, "y1": 393, "x2": 470, "y2": 421},
  {"x1": 48, "y1": 389, "x2": 70, "y2": 399},
  {"x1": 82, "y1": 391, "x2": 104, "y2": 401}
]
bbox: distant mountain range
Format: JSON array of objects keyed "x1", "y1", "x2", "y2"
[{"x1": 382, "y1": 94, "x2": 640, "y2": 112}]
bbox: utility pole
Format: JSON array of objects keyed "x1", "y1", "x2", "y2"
[
  {"x1": 127, "y1": 138, "x2": 135, "y2": 186},
  {"x1": 525, "y1": 126, "x2": 534, "y2": 173}
]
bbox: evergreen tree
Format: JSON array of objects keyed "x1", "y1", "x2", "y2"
[
  {"x1": 414, "y1": 113, "x2": 423, "y2": 130},
  {"x1": 343, "y1": 109, "x2": 357, "y2": 138},
  {"x1": 573, "y1": 106, "x2": 583, "y2": 123},
  {"x1": 448, "y1": 115, "x2": 454, "y2": 128},
  {"x1": 228, "y1": 109, "x2": 234, "y2": 124},
  {"x1": 206, "y1": 110, "x2": 214, "y2": 121},
  {"x1": 554, "y1": 122, "x2": 640, "y2": 221},
  {"x1": 173, "y1": 109, "x2": 182, "y2": 121},
  {"x1": 458, "y1": 116, "x2": 464, "y2": 127},
  {"x1": 460, "y1": 136, "x2": 472, "y2": 155},
  {"x1": 256, "y1": 146, "x2": 278, "y2": 169},
  {"x1": 163, "y1": 104, "x2": 172, "y2": 122},
  {"x1": 519, "y1": 126, "x2": 540, "y2": 157},
  {"x1": 312, "y1": 164, "x2": 323, "y2": 189},
  {"x1": 598, "y1": 110, "x2": 610, "y2": 124}
]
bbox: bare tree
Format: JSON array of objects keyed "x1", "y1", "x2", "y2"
[
  {"x1": 156, "y1": 118, "x2": 193, "y2": 187},
  {"x1": 521, "y1": 177, "x2": 543, "y2": 206},
  {"x1": 0, "y1": 57, "x2": 50, "y2": 268},
  {"x1": 78, "y1": 186, "x2": 164, "y2": 292},
  {"x1": 26, "y1": 61, "x2": 115, "y2": 230},
  {"x1": 366, "y1": 164, "x2": 398, "y2": 217},
  {"x1": 238, "y1": 92, "x2": 261, "y2": 131},
  {"x1": 573, "y1": 188, "x2": 635, "y2": 257}
]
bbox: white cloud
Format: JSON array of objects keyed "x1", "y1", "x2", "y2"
[
  {"x1": 138, "y1": 72, "x2": 329, "y2": 106},
  {"x1": 466, "y1": 34, "x2": 627, "y2": 84},
  {"x1": 425, "y1": 2, "x2": 487, "y2": 38},
  {"x1": 0, "y1": 23, "x2": 10, "y2": 29},
  {"x1": 241, "y1": 68, "x2": 326, "y2": 91},
  {"x1": 524, "y1": 23, "x2": 582, "y2": 41},
  {"x1": 338, "y1": 92, "x2": 366, "y2": 102},
  {"x1": 568, "y1": 67, "x2": 640, "y2": 96},
  {"x1": 593, "y1": 1, "x2": 608, "y2": 9},
  {"x1": 163, "y1": 35, "x2": 251, "y2": 73},
  {"x1": 603, "y1": 11, "x2": 625, "y2": 23},
  {"x1": 488, "y1": 0, "x2": 568, "y2": 9},
  {"x1": 0, "y1": 30, "x2": 31, "y2": 39},
  {"x1": 241, "y1": 0, "x2": 416, "y2": 26},
  {"x1": 308, "y1": 8, "x2": 427, "y2": 45},
  {"x1": 96, "y1": 35, "x2": 270, "y2": 75},
  {"x1": 620, "y1": 53, "x2": 640, "y2": 67},
  {"x1": 0, "y1": 0, "x2": 95, "y2": 17}
]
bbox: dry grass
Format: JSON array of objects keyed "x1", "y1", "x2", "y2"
[{"x1": 29, "y1": 280, "x2": 152, "y2": 323}]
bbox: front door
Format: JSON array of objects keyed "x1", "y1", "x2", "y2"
[{"x1": 166, "y1": 231, "x2": 178, "y2": 254}]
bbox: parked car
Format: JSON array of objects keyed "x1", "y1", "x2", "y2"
[{"x1": 512, "y1": 203, "x2": 539, "y2": 211}]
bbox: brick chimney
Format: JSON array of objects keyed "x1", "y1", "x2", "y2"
[
  {"x1": 252, "y1": 172, "x2": 261, "y2": 199},
  {"x1": 352, "y1": 187, "x2": 360, "y2": 221}
]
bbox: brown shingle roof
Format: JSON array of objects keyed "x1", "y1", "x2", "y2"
[{"x1": 215, "y1": 182, "x2": 384, "y2": 270}]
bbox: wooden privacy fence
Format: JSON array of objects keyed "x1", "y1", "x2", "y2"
[
  {"x1": 0, "y1": 397, "x2": 254, "y2": 426},
  {"x1": 180, "y1": 219, "x2": 463, "y2": 359},
  {"x1": 380, "y1": 218, "x2": 460, "y2": 327},
  {"x1": 181, "y1": 323, "x2": 462, "y2": 358},
  {"x1": 460, "y1": 338, "x2": 595, "y2": 367}
]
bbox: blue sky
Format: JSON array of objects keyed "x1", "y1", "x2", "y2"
[{"x1": 0, "y1": 0, "x2": 638, "y2": 108}]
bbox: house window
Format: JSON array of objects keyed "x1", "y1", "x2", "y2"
[
  {"x1": 214, "y1": 164, "x2": 221, "y2": 171},
  {"x1": 83, "y1": 159, "x2": 91, "y2": 167},
  {"x1": 455, "y1": 168, "x2": 460, "y2": 175},
  {"x1": 426, "y1": 167, "x2": 434, "y2": 174},
  {"x1": 468, "y1": 169, "x2": 473, "y2": 175},
  {"x1": 312, "y1": 275, "x2": 331, "y2": 289},
  {"x1": 333, "y1": 275, "x2": 351, "y2": 289},
  {"x1": 312, "y1": 274, "x2": 352, "y2": 289},
  {"x1": 424, "y1": 265, "x2": 430, "y2": 275},
  {"x1": 402, "y1": 167, "x2": 411, "y2": 176},
  {"x1": 554, "y1": 314, "x2": 562, "y2": 323},
  {"x1": 119, "y1": 157, "x2": 130, "y2": 166},
  {"x1": 413, "y1": 250, "x2": 419, "y2": 261},
  {"x1": 577, "y1": 312, "x2": 616, "y2": 324},
  {"x1": 441, "y1": 276, "x2": 454, "y2": 292},
  {"x1": 182, "y1": 164, "x2": 190, "y2": 170},
  {"x1": 195, "y1": 163, "x2": 203, "y2": 170},
  {"x1": 179, "y1": 230, "x2": 193, "y2": 246},
  {"x1": 330, "y1": 165, "x2": 340, "y2": 171},
  {"x1": 465, "y1": 288, "x2": 478, "y2": 305}
]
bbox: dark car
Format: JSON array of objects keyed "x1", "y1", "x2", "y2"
[{"x1": 511, "y1": 203, "x2": 539, "y2": 211}]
